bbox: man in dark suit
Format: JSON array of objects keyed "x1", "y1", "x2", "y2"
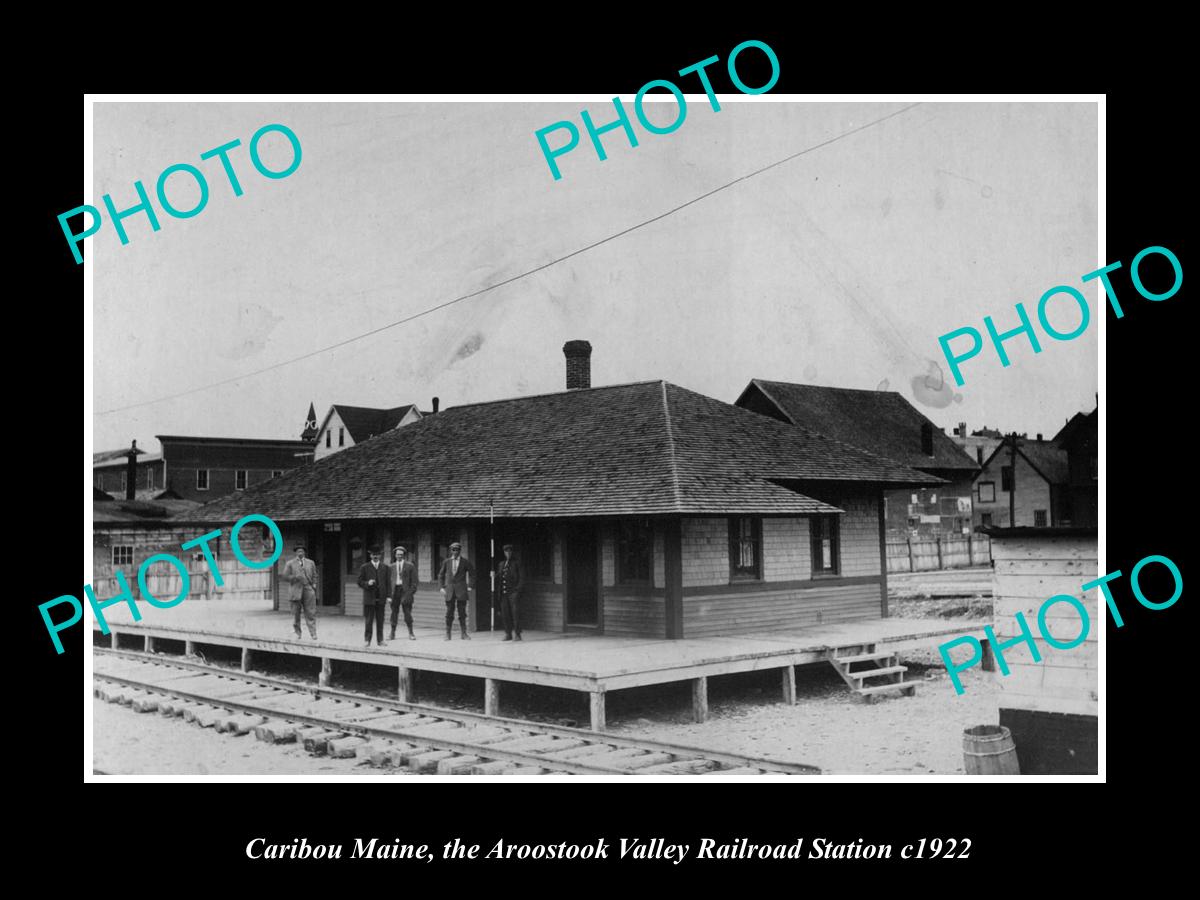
[
  {"x1": 437, "y1": 541, "x2": 473, "y2": 641},
  {"x1": 389, "y1": 545, "x2": 418, "y2": 641},
  {"x1": 357, "y1": 546, "x2": 391, "y2": 648},
  {"x1": 499, "y1": 543, "x2": 524, "y2": 641}
]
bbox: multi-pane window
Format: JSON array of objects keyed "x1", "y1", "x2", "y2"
[
  {"x1": 236, "y1": 470, "x2": 248, "y2": 490},
  {"x1": 271, "y1": 470, "x2": 283, "y2": 479},
  {"x1": 338, "y1": 427, "x2": 346, "y2": 447},
  {"x1": 112, "y1": 546, "x2": 134, "y2": 567},
  {"x1": 1034, "y1": 509, "x2": 1048, "y2": 527},
  {"x1": 196, "y1": 469, "x2": 209, "y2": 490},
  {"x1": 617, "y1": 521, "x2": 652, "y2": 583},
  {"x1": 1001, "y1": 466, "x2": 1014, "y2": 492},
  {"x1": 811, "y1": 514, "x2": 840, "y2": 575},
  {"x1": 981, "y1": 513, "x2": 994, "y2": 527},
  {"x1": 978, "y1": 482, "x2": 996, "y2": 503},
  {"x1": 728, "y1": 516, "x2": 762, "y2": 580}
]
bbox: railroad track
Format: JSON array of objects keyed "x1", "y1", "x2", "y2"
[{"x1": 93, "y1": 648, "x2": 821, "y2": 776}]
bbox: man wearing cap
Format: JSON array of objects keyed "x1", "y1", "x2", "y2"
[
  {"x1": 282, "y1": 544, "x2": 319, "y2": 640},
  {"x1": 437, "y1": 541, "x2": 474, "y2": 641},
  {"x1": 389, "y1": 545, "x2": 417, "y2": 641},
  {"x1": 498, "y1": 543, "x2": 524, "y2": 641},
  {"x1": 357, "y1": 546, "x2": 392, "y2": 648}
]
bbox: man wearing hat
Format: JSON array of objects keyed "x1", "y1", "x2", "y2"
[
  {"x1": 437, "y1": 541, "x2": 474, "y2": 641},
  {"x1": 389, "y1": 545, "x2": 417, "y2": 641},
  {"x1": 357, "y1": 546, "x2": 392, "y2": 648},
  {"x1": 282, "y1": 544, "x2": 319, "y2": 640},
  {"x1": 498, "y1": 544, "x2": 524, "y2": 641}
]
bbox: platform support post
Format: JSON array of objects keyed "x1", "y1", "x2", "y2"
[
  {"x1": 589, "y1": 690, "x2": 606, "y2": 732},
  {"x1": 692, "y1": 676, "x2": 709, "y2": 723},
  {"x1": 398, "y1": 667, "x2": 413, "y2": 703},
  {"x1": 241, "y1": 647, "x2": 252, "y2": 672},
  {"x1": 319, "y1": 657, "x2": 332, "y2": 687},
  {"x1": 981, "y1": 637, "x2": 996, "y2": 673},
  {"x1": 484, "y1": 678, "x2": 500, "y2": 717},
  {"x1": 145, "y1": 636, "x2": 155, "y2": 654},
  {"x1": 110, "y1": 629, "x2": 119, "y2": 650},
  {"x1": 781, "y1": 665, "x2": 796, "y2": 705},
  {"x1": 185, "y1": 640, "x2": 196, "y2": 656}
]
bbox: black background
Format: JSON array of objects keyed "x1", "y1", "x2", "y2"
[{"x1": 22, "y1": 22, "x2": 1190, "y2": 886}]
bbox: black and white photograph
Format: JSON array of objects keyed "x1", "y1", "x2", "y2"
[{"x1": 80, "y1": 93, "x2": 1103, "y2": 783}]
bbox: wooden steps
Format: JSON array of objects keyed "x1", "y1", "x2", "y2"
[{"x1": 827, "y1": 648, "x2": 918, "y2": 702}]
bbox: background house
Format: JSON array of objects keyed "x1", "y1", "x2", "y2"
[
  {"x1": 1053, "y1": 408, "x2": 1098, "y2": 527},
  {"x1": 973, "y1": 437, "x2": 1069, "y2": 528},
  {"x1": 313, "y1": 403, "x2": 425, "y2": 460},
  {"x1": 93, "y1": 442, "x2": 165, "y2": 500},
  {"x1": 735, "y1": 380, "x2": 979, "y2": 539},
  {"x1": 949, "y1": 423, "x2": 1005, "y2": 469},
  {"x1": 188, "y1": 344, "x2": 941, "y2": 639}
]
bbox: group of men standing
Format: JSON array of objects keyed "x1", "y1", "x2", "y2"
[{"x1": 281, "y1": 541, "x2": 525, "y2": 646}]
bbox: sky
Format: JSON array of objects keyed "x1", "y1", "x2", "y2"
[{"x1": 92, "y1": 100, "x2": 1098, "y2": 454}]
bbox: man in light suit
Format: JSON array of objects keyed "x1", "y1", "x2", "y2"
[
  {"x1": 389, "y1": 545, "x2": 418, "y2": 641},
  {"x1": 357, "y1": 546, "x2": 392, "y2": 648},
  {"x1": 438, "y1": 541, "x2": 473, "y2": 641},
  {"x1": 282, "y1": 544, "x2": 319, "y2": 640}
]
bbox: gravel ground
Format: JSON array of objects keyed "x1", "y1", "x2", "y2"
[{"x1": 92, "y1": 701, "x2": 411, "y2": 776}]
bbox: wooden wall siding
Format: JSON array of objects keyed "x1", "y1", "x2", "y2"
[
  {"x1": 519, "y1": 583, "x2": 565, "y2": 631},
  {"x1": 553, "y1": 535, "x2": 564, "y2": 584},
  {"x1": 682, "y1": 581, "x2": 882, "y2": 637},
  {"x1": 839, "y1": 495, "x2": 882, "y2": 577},
  {"x1": 604, "y1": 592, "x2": 666, "y2": 637},
  {"x1": 418, "y1": 531, "x2": 434, "y2": 582},
  {"x1": 763, "y1": 517, "x2": 809, "y2": 580},
  {"x1": 992, "y1": 535, "x2": 1099, "y2": 717},
  {"x1": 975, "y1": 450, "x2": 1053, "y2": 527},
  {"x1": 653, "y1": 529, "x2": 665, "y2": 589},
  {"x1": 681, "y1": 517, "x2": 730, "y2": 587}
]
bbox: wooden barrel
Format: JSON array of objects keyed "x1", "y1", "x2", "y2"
[{"x1": 963, "y1": 725, "x2": 1020, "y2": 775}]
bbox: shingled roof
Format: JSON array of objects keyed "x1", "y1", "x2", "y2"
[
  {"x1": 737, "y1": 380, "x2": 979, "y2": 472},
  {"x1": 188, "y1": 381, "x2": 942, "y2": 523},
  {"x1": 325, "y1": 404, "x2": 421, "y2": 443},
  {"x1": 981, "y1": 440, "x2": 1070, "y2": 487}
]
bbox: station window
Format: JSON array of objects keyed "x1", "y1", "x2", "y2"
[
  {"x1": 112, "y1": 546, "x2": 134, "y2": 567},
  {"x1": 811, "y1": 514, "x2": 840, "y2": 576},
  {"x1": 728, "y1": 516, "x2": 762, "y2": 580},
  {"x1": 617, "y1": 520, "x2": 652, "y2": 584},
  {"x1": 1034, "y1": 509, "x2": 1048, "y2": 527}
]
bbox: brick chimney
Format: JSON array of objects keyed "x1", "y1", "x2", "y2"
[
  {"x1": 563, "y1": 340, "x2": 592, "y2": 390},
  {"x1": 431, "y1": 396, "x2": 440, "y2": 414},
  {"x1": 957, "y1": 421, "x2": 967, "y2": 437},
  {"x1": 126, "y1": 440, "x2": 138, "y2": 500}
]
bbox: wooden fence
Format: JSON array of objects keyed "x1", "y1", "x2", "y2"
[
  {"x1": 91, "y1": 560, "x2": 272, "y2": 606},
  {"x1": 886, "y1": 534, "x2": 992, "y2": 574}
]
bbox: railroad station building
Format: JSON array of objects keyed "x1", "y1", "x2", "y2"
[{"x1": 185, "y1": 343, "x2": 942, "y2": 640}]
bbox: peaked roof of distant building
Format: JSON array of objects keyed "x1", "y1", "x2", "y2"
[
  {"x1": 979, "y1": 440, "x2": 1070, "y2": 487},
  {"x1": 322, "y1": 404, "x2": 422, "y2": 444},
  {"x1": 1053, "y1": 408, "x2": 1098, "y2": 447},
  {"x1": 94, "y1": 497, "x2": 202, "y2": 524},
  {"x1": 737, "y1": 380, "x2": 979, "y2": 472},
  {"x1": 188, "y1": 381, "x2": 942, "y2": 524},
  {"x1": 94, "y1": 452, "x2": 162, "y2": 470}
]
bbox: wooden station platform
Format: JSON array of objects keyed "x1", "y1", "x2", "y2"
[{"x1": 92, "y1": 602, "x2": 988, "y2": 731}]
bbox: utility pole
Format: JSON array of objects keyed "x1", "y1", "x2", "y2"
[
  {"x1": 489, "y1": 499, "x2": 495, "y2": 632},
  {"x1": 1008, "y1": 432, "x2": 1018, "y2": 528}
]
